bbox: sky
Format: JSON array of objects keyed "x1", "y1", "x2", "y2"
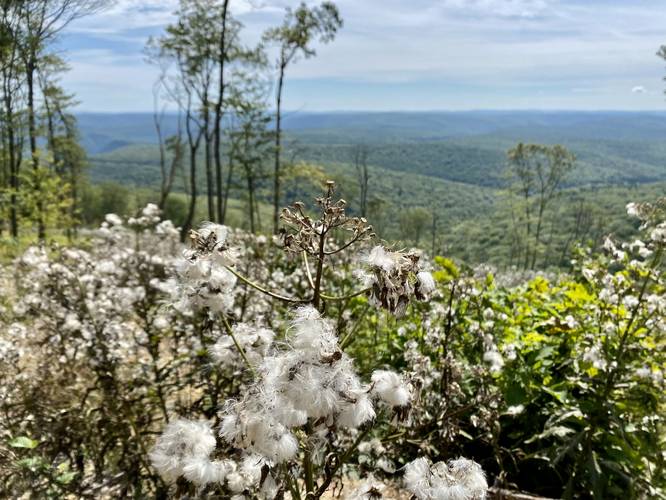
[{"x1": 58, "y1": 0, "x2": 666, "y2": 112}]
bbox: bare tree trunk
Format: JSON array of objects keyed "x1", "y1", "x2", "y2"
[
  {"x1": 523, "y1": 189, "x2": 531, "y2": 270},
  {"x1": 181, "y1": 101, "x2": 202, "y2": 242},
  {"x1": 247, "y1": 174, "x2": 255, "y2": 233},
  {"x1": 214, "y1": 0, "x2": 230, "y2": 224},
  {"x1": 531, "y1": 198, "x2": 546, "y2": 270},
  {"x1": 354, "y1": 145, "x2": 370, "y2": 217},
  {"x1": 430, "y1": 209, "x2": 437, "y2": 256},
  {"x1": 222, "y1": 150, "x2": 234, "y2": 223},
  {"x1": 204, "y1": 111, "x2": 214, "y2": 222},
  {"x1": 272, "y1": 60, "x2": 285, "y2": 234},
  {"x1": 3, "y1": 89, "x2": 19, "y2": 238},
  {"x1": 1, "y1": 5, "x2": 19, "y2": 238},
  {"x1": 255, "y1": 193, "x2": 262, "y2": 232},
  {"x1": 42, "y1": 90, "x2": 58, "y2": 168},
  {"x1": 52, "y1": 98, "x2": 81, "y2": 237},
  {"x1": 153, "y1": 91, "x2": 167, "y2": 208},
  {"x1": 26, "y1": 59, "x2": 46, "y2": 240},
  {"x1": 507, "y1": 196, "x2": 521, "y2": 268},
  {"x1": 39, "y1": 74, "x2": 69, "y2": 238}
]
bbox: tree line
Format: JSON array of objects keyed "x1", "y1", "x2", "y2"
[{"x1": 0, "y1": 0, "x2": 105, "y2": 240}]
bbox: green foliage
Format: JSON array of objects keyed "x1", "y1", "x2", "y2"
[
  {"x1": 78, "y1": 181, "x2": 131, "y2": 224},
  {"x1": 343, "y1": 212, "x2": 666, "y2": 498},
  {"x1": 263, "y1": 1, "x2": 343, "y2": 61},
  {"x1": 398, "y1": 206, "x2": 431, "y2": 246},
  {"x1": 0, "y1": 157, "x2": 76, "y2": 238}
]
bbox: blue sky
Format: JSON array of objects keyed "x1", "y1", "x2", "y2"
[{"x1": 58, "y1": 0, "x2": 666, "y2": 112}]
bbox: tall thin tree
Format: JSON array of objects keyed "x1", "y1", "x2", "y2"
[{"x1": 263, "y1": 1, "x2": 342, "y2": 234}]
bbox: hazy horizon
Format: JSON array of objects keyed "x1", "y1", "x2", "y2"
[{"x1": 72, "y1": 109, "x2": 666, "y2": 114}]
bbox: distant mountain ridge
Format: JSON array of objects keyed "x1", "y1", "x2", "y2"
[{"x1": 76, "y1": 110, "x2": 666, "y2": 154}]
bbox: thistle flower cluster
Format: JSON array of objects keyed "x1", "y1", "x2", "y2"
[
  {"x1": 218, "y1": 306, "x2": 413, "y2": 463},
  {"x1": 149, "y1": 419, "x2": 277, "y2": 497},
  {"x1": 0, "y1": 207, "x2": 225, "y2": 496},
  {"x1": 358, "y1": 245, "x2": 436, "y2": 316},
  {"x1": 176, "y1": 223, "x2": 238, "y2": 314},
  {"x1": 148, "y1": 304, "x2": 416, "y2": 495},
  {"x1": 404, "y1": 456, "x2": 488, "y2": 500},
  {"x1": 143, "y1": 186, "x2": 490, "y2": 498}
]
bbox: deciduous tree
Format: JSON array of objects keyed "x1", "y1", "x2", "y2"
[{"x1": 263, "y1": 1, "x2": 342, "y2": 233}]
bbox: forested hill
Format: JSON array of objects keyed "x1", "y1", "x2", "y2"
[{"x1": 80, "y1": 111, "x2": 666, "y2": 189}]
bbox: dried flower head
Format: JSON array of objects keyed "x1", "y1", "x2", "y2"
[
  {"x1": 362, "y1": 246, "x2": 435, "y2": 316},
  {"x1": 279, "y1": 181, "x2": 373, "y2": 257}
]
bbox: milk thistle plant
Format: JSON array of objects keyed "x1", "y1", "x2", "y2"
[{"x1": 149, "y1": 182, "x2": 488, "y2": 498}]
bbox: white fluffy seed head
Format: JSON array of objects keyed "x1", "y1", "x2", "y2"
[
  {"x1": 365, "y1": 246, "x2": 399, "y2": 272},
  {"x1": 149, "y1": 419, "x2": 217, "y2": 483},
  {"x1": 371, "y1": 370, "x2": 412, "y2": 407},
  {"x1": 275, "y1": 432, "x2": 299, "y2": 462},
  {"x1": 404, "y1": 457, "x2": 432, "y2": 498},
  {"x1": 448, "y1": 457, "x2": 488, "y2": 496},
  {"x1": 417, "y1": 271, "x2": 436, "y2": 295},
  {"x1": 219, "y1": 413, "x2": 239, "y2": 442},
  {"x1": 404, "y1": 456, "x2": 488, "y2": 500},
  {"x1": 199, "y1": 222, "x2": 229, "y2": 245},
  {"x1": 337, "y1": 393, "x2": 376, "y2": 429},
  {"x1": 290, "y1": 305, "x2": 337, "y2": 356}
]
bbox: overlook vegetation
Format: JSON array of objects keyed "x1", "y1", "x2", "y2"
[{"x1": 1, "y1": 1, "x2": 666, "y2": 500}]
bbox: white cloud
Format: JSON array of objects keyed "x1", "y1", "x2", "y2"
[
  {"x1": 632, "y1": 85, "x2": 647, "y2": 93},
  {"x1": 441, "y1": 0, "x2": 550, "y2": 18},
  {"x1": 68, "y1": 0, "x2": 263, "y2": 34},
  {"x1": 67, "y1": 0, "x2": 178, "y2": 34}
]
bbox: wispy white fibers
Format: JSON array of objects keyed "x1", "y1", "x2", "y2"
[
  {"x1": 177, "y1": 222, "x2": 238, "y2": 314},
  {"x1": 359, "y1": 245, "x2": 435, "y2": 316},
  {"x1": 210, "y1": 323, "x2": 274, "y2": 367},
  {"x1": 347, "y1": 474, "x2": 387, "y2": 499},
  {"x1": 404, "y1": 456, "x2": 488, "y2": 500},
  {"x1": 182, "y1": 456, "x2": 234, "y2": 486},
  {"x1": 371, "y1": 370, "x2": 413, "y2": 408},
  {"x1": 218, "y1": 306, "x2": 377, "y2": 464},
  {"x1": 149, "y1": 419, "x2": 217, "y2": 483}
]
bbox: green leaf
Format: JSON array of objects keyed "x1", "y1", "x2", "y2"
[
  {"x1": 526, "y1": 425, "x2": 575, "y2": 443},
  {"x1": 9, "y1": 436, "x2": 39, "y2": 449},
  {"x1": 17, "y1": 457, "x2": 44, "y2": 471},
  {"x1": 542, "y1": 385, "x2": 567, "y2": 403},
  {"x1": 434, "y1": 256, "x2": 459, "y2": 280},
  {"x1": 56, "y1": 471, "x2": 78, "y2": 485}
]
